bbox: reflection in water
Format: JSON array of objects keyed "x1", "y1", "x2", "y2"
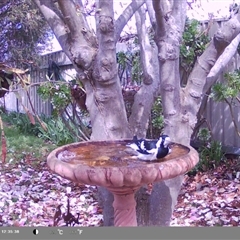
[{"x1": 57, "y1": 141, "x2": 189, "y2": 168}]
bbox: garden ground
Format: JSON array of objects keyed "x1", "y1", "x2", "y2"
[
  {"x1": 0, "y1": 153, "x2": 239, "y2": 226},
  {"x1": 0, "y1": 118, "x2": 239, "y2": 226}
]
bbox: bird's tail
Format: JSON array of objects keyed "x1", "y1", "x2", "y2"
[{"x1": 132, "y1": 135, "x2": 138, "y2": 143}]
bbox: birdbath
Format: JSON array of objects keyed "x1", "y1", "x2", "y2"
[{"x1": 47, "y1": 139, "x2": 199, "y2": 226}]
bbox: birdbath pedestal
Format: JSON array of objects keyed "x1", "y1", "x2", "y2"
[{"x1": 47, "y1": 139, "x2": 199, "y2": 226}]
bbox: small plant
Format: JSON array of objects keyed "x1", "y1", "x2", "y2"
[
  {"x1": 191, "y1": 128, "x2": 225, "y2": 173},
  {"x1": 0, "y1": 111, "x2": 76, "y2": 146},
  {"x1": 37, "y1": 117, "x2": 75, "y2": 146},
  {"x1": 210, "y1": 70, "x2": 240, "y2": 136},
  {"x1": 180, "y1": 18, "x2": 210, "y2": 83},
  {"x1": 1, "y1": 111, "x2": 40, "y2": 136},
  {"x1": 37, "y1": 81, "x2": 71, "y2": 117},
  {"x1": 147, "y1": 97, "x2": 164, "y2": 139},
  {"x1": 198, "y1": 127, "x2": 211, "y2": 143}
]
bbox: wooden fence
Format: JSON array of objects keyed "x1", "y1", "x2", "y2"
[{"x1": 1, "y1": 18, "x2": 240, "y2": 147}]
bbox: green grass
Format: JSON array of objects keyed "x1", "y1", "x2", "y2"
[{"x1": 1, "y1": 123, "x2": 56, "y2": 164}]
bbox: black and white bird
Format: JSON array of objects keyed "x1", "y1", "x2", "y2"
[{"x1": 128, "y1": 135, "x2": 172, "y2": 161}]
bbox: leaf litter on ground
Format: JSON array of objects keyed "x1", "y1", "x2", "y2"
[
  {"x1": 170, "y1": 158, "x2": 240, "y2": 226},
  {"x1": 0, "y1": 156, "x2": 239, "y2": 227},
  {"x1": 0, "y1": 158, "x2": 103, "y2": 227}
]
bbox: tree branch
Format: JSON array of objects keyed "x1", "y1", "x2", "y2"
[
  {"x1": 93, "y1": 0, "x2": 117, "y2": 85},
  {"x1": 205, "y1": 33, "x2": 240, "y2": 92},
  {"x1": 172, "y1": 0, "x2": 187, "y2": 33},
  {"x1": 57, "y1": 0, "x2": 91, "y2": 41},
  {"x1": 135, "y1": 6, "x2": 153, "y2": 86},
  {"x1": 145, "y1": 0, "x2": 156, "y2": 30},
  {"x1": 152, "y1": 0, "x2": 173, "y2": 38},
  {"x1": 34, "y1": 0, "x2": 97, "y2": 72},
  {"x1": 114, "y1": 0, "x2": 145, "y2": 43},
  {"x1": 33, "y1": 0, "x2": 69, "y2": 49}
]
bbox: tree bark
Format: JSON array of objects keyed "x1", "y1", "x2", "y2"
[
  {"x1": 153, "y1": 0, "x2": 187, "y2": 143},
  {"x1": 88, "y1": 0, "x2": 130, "y2": 140}
]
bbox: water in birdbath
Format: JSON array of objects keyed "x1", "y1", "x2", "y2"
[{"x1": 56, "y1": 140, "x2": 190, "y2": 168}]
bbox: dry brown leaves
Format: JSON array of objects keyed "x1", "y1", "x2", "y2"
[
  {"x1": 171, "y1": 158, "x2": 240, "y2": 226},
  {"x1": 0, "y1": 155, "x2": 239, "y2": 227}
]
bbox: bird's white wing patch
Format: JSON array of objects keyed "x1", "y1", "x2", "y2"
[
  {"x1": 140, "y1": 141, "x2": 146, "y2": 150},
  {"x1": 156, "y1": 137, "x2": 162, "y2": 148},
  {"x1": 146, "y1": 148, "x2": 157, "y2": 154},
  {"x1": 137, "y1": 152, "x2": 157, "y2": 161}
]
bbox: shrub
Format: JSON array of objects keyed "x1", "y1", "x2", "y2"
[{"x1": 190, "y1": 128, "x2": 225, "y2": 174}]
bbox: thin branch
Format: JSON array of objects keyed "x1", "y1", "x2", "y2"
[
  {"x1": 64, "y1": 108, "x2": 89, "y2": 141},
  {"x1": 135, "y1": 5, "x2": 152, "y2": 84},
  {"x1": 73, "y1": 0, "x2": 92, "y2": 30},
  {"x1": 236, "y1": 96, "x2": 240, "y2": 104},
  {"x1": 128, "y1": 4, "x2": 159, "y2": 137},
  {"x1": 1, "y1": 80, "x2": 68, "y2": 93},
  {"x1": 61, "y1": 111, "x2": 83, "y2": 141},
  {"x1": 225, "y1": 98, "x2": 240, "y2": 137},
  {"x1": 69, "y1": 101, "x2": 90, "y2": 140},
  {"x1": 114, "y1": 0, "x2": 145, "y2": 43}
]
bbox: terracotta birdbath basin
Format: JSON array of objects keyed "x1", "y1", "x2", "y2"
[{"x1": 47, "y1": 139, "x2": 199, "y2": 226}]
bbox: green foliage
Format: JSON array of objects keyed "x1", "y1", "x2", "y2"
[
  {"x1": 117, "y1": 48, "x2": 143, "y2": 84},
  {"x1": 37, "y1": 117, "x2": 75, "y2": 146},
  {"x1": 147, "y1": 97, "x2": 164, "y2": 139},
  {"x1": 37, "y1": 78, "x2": 90, "y2": 142},
  {"x1": 180, "y1": 18, "x2": 210, "y2": 72},
  {"x1": 210, "y1": 70, "x2": 240, "y2": 136},
  {"x1": 131, "y1": 51, "x2": 142, "y2": 84},
  {"x1": 210, "y1": 70, "x2": 240, "y2": 101},
  {"x1": 117, "y1": 51, "x2": 129, "y2": 69},
  {"x1": 1, "y1": 111, "x2": 75, "y2": 146},
  {"x1": 197, "y1": 127, "x2": 211, "y2": 143},
  {"x1": 0, "y1": 0, "x2": 51, "y2": 66},
  {"x1": 192, "y1": 128, "x2": 225, "y2": 173},
  {"x1": 198, "y1": 140, "x2": 225, "y2": 171},
  {"x1": 37, "y1": 82, "x2": 72, "y2": 117},
  {"x1": 0, "y1": 119, "x2": 55, "y2": 163},
  {"x1": 1, "y1": 111, "x2": 40, "y2": 136},
  {"x1": 151, "y1": 97, "x2": 164, "y2": 130}
]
